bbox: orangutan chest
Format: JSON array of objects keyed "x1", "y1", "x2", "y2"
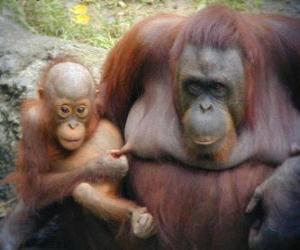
[{"x1": 129, "y1": 160, "x2": 273, "y2": 250}]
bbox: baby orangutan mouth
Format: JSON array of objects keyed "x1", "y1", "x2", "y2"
[
  {"x1": 194, "y1": 137, "x2": 221, "y2": 145},
  {"x1": 63, "y1": 138, "x2": 81, "y2": 143}
]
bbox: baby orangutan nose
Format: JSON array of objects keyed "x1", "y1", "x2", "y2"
[{"x1": 68, "y1": 120, "x2": 79, "y2": 129}]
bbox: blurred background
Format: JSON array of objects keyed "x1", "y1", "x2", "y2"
[{"x1": 0, "y1": 0, "x2": 268, "y2": 50}]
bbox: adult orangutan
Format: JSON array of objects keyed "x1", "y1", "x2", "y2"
[
  {"x1": 101, "y1": 5, "x2": 300, "y2": 250},
  {"x1": 0, "y1": 58, "x2": 155, "y2": 250}
]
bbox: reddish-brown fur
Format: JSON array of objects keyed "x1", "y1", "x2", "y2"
[
  {"x1": 128, "y1": 161, "x2": 272, "y2": 250},
  {"x1": 102, "y1": 14, "x2": 185, "y2": 128},
  {"x1": 100, "y1": 6, "x2": 300, "y2": 250}
]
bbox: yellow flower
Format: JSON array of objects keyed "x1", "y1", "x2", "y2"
[
  {"x1": 118, "y1": 1, "x2": 126, "y2": 8},
  {"x1": 73, "y1": 14, "x2": 91, "y2": 25},
  {"x1": 70, "y1": 4, "x2": 88, "y2": 15}
]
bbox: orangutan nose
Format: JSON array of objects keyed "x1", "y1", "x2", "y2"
[
  {"x1": 68, "y1": 120, "x2": 79, "y2": 129},
  {"x1": 200, "y1": 102, "x2": 213, "y2": 113}
]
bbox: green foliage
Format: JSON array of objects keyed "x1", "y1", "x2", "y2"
[
  {"x1": 1, "y1": 0, "x2": 261, "y2": 49},
  {"x1": 25, "y1": 1, "x2": 68, "y2": 36},
  {"x1": 203, "y1": 0, "x2": 261, "y2": 10}
]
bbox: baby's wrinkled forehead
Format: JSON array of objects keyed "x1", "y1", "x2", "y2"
[{"x1": 45, "y1": 62, "x2": 95, "y2": 100}]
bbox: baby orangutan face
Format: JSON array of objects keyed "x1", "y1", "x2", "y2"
[
  {"x1": 40, "y1": 61, "x2": 96, "y2": 151},
  {"x1": 55, "y1": 98, "x2": 91, "y2": 150}
]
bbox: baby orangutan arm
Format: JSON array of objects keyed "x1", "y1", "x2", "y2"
[
  {"x1": 36, "y1": 153, "x2": 129, "y2": 208},
  {"x1": 73, "y1": 181, "x2": 156, "y2": 239},
  {"x1": 67, "y1": 120, "x2": 156, "y2": 239},
  {"x1": 37, "y1": 119, "x2": 129, "y2": 207}
]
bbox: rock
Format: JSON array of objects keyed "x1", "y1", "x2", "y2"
[
  {"x1": 0, "y1": 15, "x2": 106, "y2": 202},
  {"x1": 261, "y1": 0, "x2": 300, "y2": 16}
]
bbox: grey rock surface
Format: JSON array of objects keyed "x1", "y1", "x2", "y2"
[
  {"x1": 261, "y1": 0, "x2": 300, "y2": 16},
  {"x1": 0, "y1": 15, "x2": 106, "y2": 203}
]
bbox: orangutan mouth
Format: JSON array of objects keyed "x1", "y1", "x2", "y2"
[
  {"x1": 62, "y1": 138, "x2": 82, "y2": 143},
  {"x1": 194, "y1": 137, "x2": 220, "y2": 145}
]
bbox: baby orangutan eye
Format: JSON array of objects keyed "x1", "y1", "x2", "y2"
[
  {"x1": 58, "y1": 104, "x2": 72, "y2": 118},
  {"x1": 77, "y1": 107, "x2": 85, "y2": 113},
  {"x1": 76, "y1": 105, "x2": 89, "y2": 118},
  {"x1": 62, "y1": 106, "x2": 70, "y2": 113}
]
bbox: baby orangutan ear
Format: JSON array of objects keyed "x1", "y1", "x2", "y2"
[
  {"x1": 38, "y1": 88, "x2": 44, "y2": 99},
  {"x1": 95, "y1": 87, "x2": 105, "y2": 115},
  {"x1": 95, "y1": 87, "x2": 105, "y2": 99}
]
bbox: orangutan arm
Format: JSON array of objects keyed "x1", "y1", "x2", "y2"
[{"x1": 36, "y1": 119, "x2": 129, "y2": 207}]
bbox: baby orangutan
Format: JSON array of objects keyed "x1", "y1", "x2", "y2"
[{"x1": 0, "y1": 59, "x2": 155, "y2": 250}]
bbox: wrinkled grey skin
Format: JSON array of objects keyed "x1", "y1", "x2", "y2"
[{"x1": 246, "y1": 156, "x2": 300, "y2": 250}]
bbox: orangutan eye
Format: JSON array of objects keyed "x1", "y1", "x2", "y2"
[
  {"x1": 76, "y1": 105, "x2": 88, "y2": 118},
  {"x1": 184, "y1": 79, "x2": 203, "y2": 96},
  {"x1": 61, "y1": 106, "x2": 70, "y2": 113},
  {"x1": 210, "y1": 81, "x2": 227, "y2": 98},
  {"x1": 77, "y1": 107, "x2": 85, "y2": 113},
  {"x1": 58, "y1": 105, "x2": 72, "y2": 118}
]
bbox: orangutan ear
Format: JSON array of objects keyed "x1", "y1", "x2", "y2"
[
  {"x1": 38, "y1": 88, "x2": 44, "y2": 99},
  {"x1": 95, "y1": 85, "x2": 105, "y2": 99}
]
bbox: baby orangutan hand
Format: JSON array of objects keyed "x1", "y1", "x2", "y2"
[{"x1": 131, "y1": 207, "x2": 156, "y2": 239}]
